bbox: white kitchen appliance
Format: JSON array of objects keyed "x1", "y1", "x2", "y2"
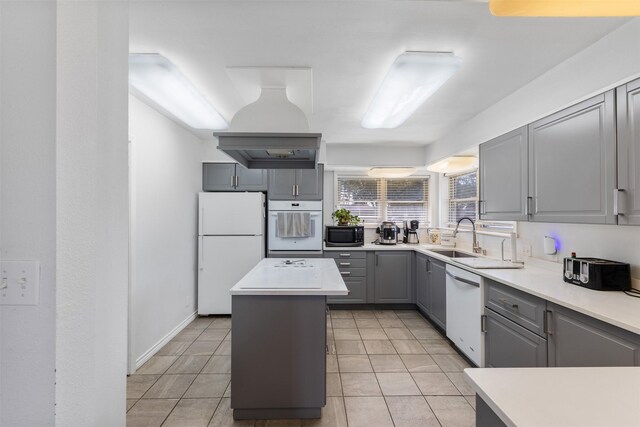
[
  {"x1": 268, "y1": 200, "x2": 322, "y2": 255},
  {"x1": 446, "y1": 264, "x2": 482, "y2": 366},
  {"x1": 198, "y1": 192, "x2": 265, "y2": 315}
]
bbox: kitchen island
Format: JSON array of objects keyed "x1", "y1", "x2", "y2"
[
  {"x1": 229, "y1": 258, "x2": 348, "y2": 420},
  {"x1": 464, "y1": 367, "x2": 640, "y2": 427}
]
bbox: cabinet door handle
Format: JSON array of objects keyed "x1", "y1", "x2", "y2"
[
  {"x1": 235, "y1": 175, "x2": 239, "y2": 188},
  {"x1": 544, "y1": 310, "x2": 553, "y2": 335},
  {"x1": 499, "y1": 298, "x2": 518, "y2": 309},
  {"x1": 339, "y1": 253, "x2": 351, "y2": 258},
  {"x1": 340, "y1": 271, "x2": 351, "y2": 276},
  {"x1": 526, "y1": 196, "x2": 533, "y2": 216},
  {"x1": 427, "y1": 259, "x2": 431, "y2": 273},
  {"x1": 295, "y1": 185, "x2": 299, "y2": 196},
  {"x1": 231, "y1": 175, "x2": 236, "y2": 188},
  {"x1": 292, "y1": 185, "x2": 296, "y2": 196},
  {"x1": 481, "y1": 314, "x2": 487, "y2": 333},
  {"x1": 339, "y1": 262, "x2": 351, "y2": 266}
]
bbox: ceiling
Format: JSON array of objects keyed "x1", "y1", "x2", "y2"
[{"x1": 129, "y1": 1, "x2": 628, "y2": 146}]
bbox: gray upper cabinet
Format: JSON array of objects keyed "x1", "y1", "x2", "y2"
[
  {"x1": 268, "y1": 164, "x2": 323, "y2": 200},
  {"x1": 374, "y1": 251, "x2": 412, "y2": 304},
  {"x1": 428, "y1": 257, "x2": 446, "y2": 330},
  {"x1": 203, "y1": 163, "x2": 267, "y2": 192},
  {"x1": 528, "y1": 91, "x2": 617, "y2": 224},
  {"x1": 415, "y1": 253, "x2": 430, "y2": 314},
  {"x1": 479, "y1": 127, "x2": 529, "y2": 221},
  {"x1": 616, "y1": 78, "x2": 640, "y2": 225},
  {"x1": 548, "y1": 303, "x2": 640, "y2": 367}
]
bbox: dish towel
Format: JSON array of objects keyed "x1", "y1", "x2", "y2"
[{"x1": 277, "y1": 212, "x2": 311, "y2": 238}]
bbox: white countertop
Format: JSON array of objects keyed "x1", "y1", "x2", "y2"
[
  {"x1": 325, "y1": 243, "x2": 640, "y2": 335},
  {"x1": 464, "y1": 367, "x2": 640, "y2": 427},
  {"x1": 230, "y1": 258, "x2": 349, "y2": 296}
]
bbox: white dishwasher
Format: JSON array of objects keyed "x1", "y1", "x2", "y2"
[{"x1": 446, "y1": 264, "x2": 482, "y2": 366}]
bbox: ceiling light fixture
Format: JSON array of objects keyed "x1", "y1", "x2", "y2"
[
  {"x1": 361, "y1": 52, "x2": 462, "y2": 129},
  {"x1": 426, "y1": 156, "x2": 478, "y2": 174},
  {"x1": 489, "y1": 0, "x2": 640, "y2": 17},
  {"x1": 129, "y1": 53, "x2": 228, "y2": 130},
  {"x1": 367, "y1": 167, "x2": 417, "y2": 178}
]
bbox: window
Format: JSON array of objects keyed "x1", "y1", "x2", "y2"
[
  {"x1": 336, "y1": 177, "x2": 430, "y2": 226},
  {"x1": 448, "y1": 171, "x2": 478, "y2": 224}
]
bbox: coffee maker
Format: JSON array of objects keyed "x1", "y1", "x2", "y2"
[{"x1": 407, "y1": 220, "x2": 419, "y2": 244}]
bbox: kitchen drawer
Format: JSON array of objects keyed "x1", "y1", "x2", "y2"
[
  {"x1": 485, "y1": 279, "x2": 546, "y2": 336},
  {"x1": 325, "y1": 251, "x2": 367, "y2": 259},
  {"x1": 333, "y1": 259, "x2": 366, "y2": 269},
  {"x1": 338, "y1": 267, "x2": 366, "y2": 278},
  {"x1": 328, "y1": 276, "x2": 366, "y2": 304}
]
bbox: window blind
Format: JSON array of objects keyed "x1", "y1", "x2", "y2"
[
  {"x1": 336, "y1": 177, "x2": 430, "y2": 226},
  {"x1": 448, "y1": 171, "x2": 478, "y2": 224}
]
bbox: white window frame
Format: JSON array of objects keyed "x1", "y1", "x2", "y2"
[{"x1": 334, "y1": 174, "x2": 432, "y2": 228}]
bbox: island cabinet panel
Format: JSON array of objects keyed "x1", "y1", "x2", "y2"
[
  {"x1": 231, "y1": 295, "x2": 326, "y2": 419},
  {"x1": 485, "y1": 309, "x2": 547, "y2": 368},
  {"x1": 479, "y1": 126, "x2": 529, "y2": 221},
  {"x1": 548, "y1": 303, "x2": 640, "y2": 367},
  {"x1": 616, "y1": 77, "x2": 640, "y2": 225},
  {"x1": 415, "y1": 253, "x2": 431, "y2": 314},
  {"x1": 528, "y1": 91, "x2": 617, "y2": 224},
  {"x1": 325, "y1": 251, "x2": 367, "y2": 304},
  {"x1": 374, "y1": 251, "x2": 412, "y2": 304},
  {"x1": 428, "y1": 257, "x2": 447, "y2": 330},
  {"x1": 476, "y1": 396, "x2": 508, "y2": 427}
]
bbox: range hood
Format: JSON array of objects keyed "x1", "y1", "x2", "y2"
[
  {"x1": 215, "y1": 87, "x2": 321, "y2": 169},
  {"x1": 214, "y1": 132, "x2": 321, "y2": 169}
]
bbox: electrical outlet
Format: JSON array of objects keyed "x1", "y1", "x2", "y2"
[
  {"x1": 519, "y1": 242, "x2": 532, "y2": 257},
  {"x1": 0, "y1": 260, "x2": 40, "y2": 306}
]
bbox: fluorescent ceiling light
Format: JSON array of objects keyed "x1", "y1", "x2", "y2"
[
  {"x1": 489, "y1": 0, "x2": 640, "y2": 16},
  {"x1": 129, "y1": 54, "x2": 228, "y2": 130},
  {"x1": 367, "y1": 167, "x2": 417, "y2": 178},
  {"x1": 426, "y1": 156, "x2": 478, "y2": 174},
  {"x1": 361, "y1": 52, "x2": 462, "y2": 129}
]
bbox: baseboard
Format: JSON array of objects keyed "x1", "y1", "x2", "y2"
[{"x1": 134, "y1": 310, "x2": 197, "y2": 371}]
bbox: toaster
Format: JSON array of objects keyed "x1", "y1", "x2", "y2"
[{"x1": 563, "y1": 257, "x2": 631, "y2": 291}]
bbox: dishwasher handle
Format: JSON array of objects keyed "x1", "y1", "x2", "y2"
[{"x1": 446, "y1": 271, "x2": 480, "y2": 288}]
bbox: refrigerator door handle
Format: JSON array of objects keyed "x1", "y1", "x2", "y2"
[{"x1": 199, "y1": 208, "x2": 204, "y2": 235}]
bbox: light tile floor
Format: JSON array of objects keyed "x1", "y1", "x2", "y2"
[{"x1": 127, "y1": 309, "x2": 476, "y2": 426}]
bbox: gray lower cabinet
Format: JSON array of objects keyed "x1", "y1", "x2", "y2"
[
  {"x1": 428, "y1": 257, "x2": 446, "y2": 330},
  {"x1": 479, "y1": 126, "x2": 529, "y2": 221},
  {"x1": 325, "y1": 251, "x2": 367, "y2": 304},
  {"x1": 268, "y1": 165, "x2": 323, "y2": 200},
  {"x1": 548, "y1": 303, "x2": 640, "y2": 367},
  {"x1": 203, "y1": 162, "x2": 267, "y2": 191},
  {"x1": 484, "y1": 309, "x2": 547, "y2": 368},
  {"x1": 415, "y1": 253, "x2": 430, "y2": 314},
  {"x1": 616, "y1": 77, "x2": 640, "y2": 225},
  {"x1": 528, "y1": 91, "x2": 617, "y2": 224},
  {"x1": 374, "y1": 251, "x2": 412, "y2": 304}
]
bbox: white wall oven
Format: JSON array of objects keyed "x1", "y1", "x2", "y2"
[{"x1": 268, "y1": 200, "x2": 323, "y2": 255}]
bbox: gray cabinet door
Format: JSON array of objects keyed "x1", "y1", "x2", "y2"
[
  {"x1": 374, "y1": 251, "x2": 412, "y2": 304},
  {"x1": 617, "y1": 78, "x2": 640, "y2": 225},
  {"x1": 484, "y1": 309, "x2": 547, "y2": 368},
  {"x1": 268, "y1": 169, "x2": 297, "y2": 200},
  {"x1": 429, "y1": 257, "x2": 446, "y2": 330},
  {"x1": 295, "y1": 164, "x2": 324, "y2": 200},
  {"x1": 548, "y1": 303, "x2": 640, "y2": 367},
  {"x1": 479, "y1": 127, "x2": 529, "y2": 221},
  {"x1": 327, "y1": 277, "x2": 367, "y2": 304},
  {"x1": 235, "y1": 165, "x2": 268, "y2": 191},
  {"x1": 203, "y1": 163, "x2": 235, "y2": 191},
  {"x1": 415, "y1": 253, "x2": 430, "y2": 314},
  {"x1": 528, "y1": 91, "x2": 617, "y2": 224}
]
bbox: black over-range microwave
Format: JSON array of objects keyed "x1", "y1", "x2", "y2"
[{"x1": 325, "y1": 226, "x2": 365, "y2": 247}]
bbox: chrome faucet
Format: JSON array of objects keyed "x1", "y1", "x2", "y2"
[{"x1": 453, "y1": 217, "x2": 482, "y2": 254}]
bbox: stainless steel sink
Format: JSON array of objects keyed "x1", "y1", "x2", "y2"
[{"x1": 429, "y1": 249, "x2": 478, "y2": 259}]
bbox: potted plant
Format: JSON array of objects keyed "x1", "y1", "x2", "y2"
[{"x1": 331, "y1": 208, "x2": 361, "y2": 226}]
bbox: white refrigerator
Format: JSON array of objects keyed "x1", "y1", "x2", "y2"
[{"x1": 198, "y1": 192, "x2": 266, "y2": 315}]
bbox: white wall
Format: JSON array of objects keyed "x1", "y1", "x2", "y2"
[
  {"x1": 427, "y1": 18, "x2": 640, "y2": 163},
  {"x1": 129, "y1": 96, "x2": 203, "y2": 368},
  {"x1": 0, "y1": 2, "x2": 57, "y2": 424},
  {"x1": 55, "y1": 1, "x2": 129, "y2": 425}
]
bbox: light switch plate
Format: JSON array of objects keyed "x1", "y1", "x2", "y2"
[{"x1": 0, "y1": 260, "x2": 40, "y2": 306}]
